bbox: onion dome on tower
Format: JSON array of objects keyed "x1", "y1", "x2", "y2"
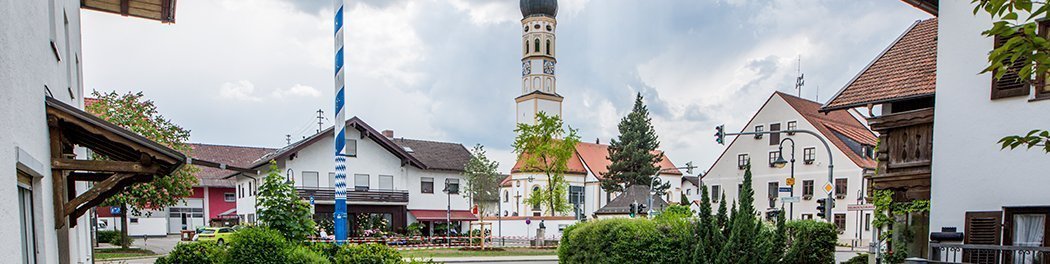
[{"x1": 520, "y1": 0, "x2": 558, "y2": 18}]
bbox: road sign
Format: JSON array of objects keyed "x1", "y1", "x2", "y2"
[
  {"x1": 823, "y1": 182, "x2": 834, "y2": 194},
  {"x1": 778, "y1": 187, "x2": 792, "y2": 193},
  {"x1": 847, "y1": 204, "x2": 876, "y2": 211},
  {"x1": 781, "y1": 196, "x2": 801, "y2": 203},
  {"x1": 786, "y1": 178, "x2": 795, "y2": 186},
  {"x1": 110, "y1": 207, "x2": 121, "y2": 215},
  {"x1": 310, "y1": 195, "x2": 315, "y2": 205}
]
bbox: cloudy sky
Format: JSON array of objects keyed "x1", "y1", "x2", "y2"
[{"x1": 81, "y1": 0, "x2": 931, "y2": 173}]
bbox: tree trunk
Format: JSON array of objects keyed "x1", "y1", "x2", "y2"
[
  {"x1": 547, "y1": 171, "x2": 555, "y2": 217},
  {"x1": 120, "y1": 204, "x2": 129, "y2": 249}
]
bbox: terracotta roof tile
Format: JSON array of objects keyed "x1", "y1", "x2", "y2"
[
  {"x1": 823, "y1": 18, "x2": 937, "y2": 111},
  {"x1": 780, "y1": 92, "x2": 877, "y2": 169},
  {"x1": 511, "y1": 150, "x2": 588, "y2": 175},
  {"x1": 574, "y1": 142, "x2": 681, "y2": 179},
  {"x1": 189, "y1": 143, "x2": 275, "y2": 187}
]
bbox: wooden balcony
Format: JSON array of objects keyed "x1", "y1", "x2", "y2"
[
  {"x1": 866, "y1": 107, "x2": 934, "y2": 200},
  {"x1": 296, "y1": 187, "x2": 409, "y2": 203}
]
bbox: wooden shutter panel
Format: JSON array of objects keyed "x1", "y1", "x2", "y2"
[
  {"x1": 991, "y1": 34, "x2": 1031, "y2": 99},
  {"x1": 964, "y1": 211, "x2": 1002, "y2": 264}
]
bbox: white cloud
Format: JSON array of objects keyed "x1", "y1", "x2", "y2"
[
  {"x1": 272, "y1": 84, "x2": 322, "y2": 98},
  {"x1": 219, "y1": 80, "x2": 262, "y2": 102}
]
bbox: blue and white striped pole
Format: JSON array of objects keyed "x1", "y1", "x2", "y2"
[{"x1": 332, "y1": 0, "x2": 348, "y2": 244}]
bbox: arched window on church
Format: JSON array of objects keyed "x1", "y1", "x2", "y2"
[
  {"x1": 546, "y1": 39, "x2": 551, "y2": 55},
  {"x1": 504, "y1": 190, "x2": 509, "y2": 202},
  {"x1": 531, "y1": 186, "x2": 541, "y2": 211},
  {"x1": 534, "y1": 38, "x2": 540, "y2": 53},
  {"x1": 545, "y1": 78, "x2": 552, "y2": 92},
  {"x1": 524, "y1": 40, "x2": 529, "y2": 55},
  {"x1": 533, "y1": 77, "x2": 540, "y2": 92}
]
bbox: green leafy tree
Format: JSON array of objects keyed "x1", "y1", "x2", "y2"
[
  {"x1": 513, "y1": 112, "x2": 580, "y2": 216},
  {"x1": 86, "y1": 91, "x2": 199, "y2": 248},
  {"x1": 462, "y1": 144, "x2": 502, "y2": 221},
  {"x1": 256, "y1": 160, "x2": 316, "y2": 241},
  {"x1": 602, "y1": 93, "x2": 669, "y2": 193},
  {"x1": 970, "y1": 1, "x2": 1050, "y2": 153},
  {"x1": 718, "y1": 164, "x2": 760, "y2": 263}
]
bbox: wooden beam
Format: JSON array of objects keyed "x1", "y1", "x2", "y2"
[
  {"x1": 65, "y1": 173, "x2": 137, "y2": 226},
  {"x1": 68, "y1": 172, "x2": 114, "y2": 182},
  {"x1": 48, "y1": 116, "x2": 67, "y2": 229},
  {"x1": 69, "y1": 177, "x2": 144, "y2": 227},
  {"x1": 51, "y1": 158, "x2": 159, "y2": 174},
  {"x1": 120, "y1": 0, "x2": 130, "y2": 16}
]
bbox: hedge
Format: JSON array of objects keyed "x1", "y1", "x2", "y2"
[
  {"x1": 155, "y1": 241, "x2": 224, "y2": 264},
  {"x1": 226, "y1": 227, "x2": 291, "y2": 263},
  {"x1": 782, "y1": 220, "x2": 837, "y2": 264},
  {"x1": 559, "y1": 218, "x2": 692, "y2": 264}
]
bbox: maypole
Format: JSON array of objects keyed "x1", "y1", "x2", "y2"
[{"x1": 332, "y1": 0, "x2": 348, "y2": 244}]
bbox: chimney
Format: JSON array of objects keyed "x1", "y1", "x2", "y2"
[
  {"x1": 381, "y1": 130, "x2": 394, "y2": 138},
  {"x1": 595, "y1": 138, "x2": 600, "y2": 144}
]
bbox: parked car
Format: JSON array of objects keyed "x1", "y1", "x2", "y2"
[{"x1": 195, "y1": 227, "x2": 236, "y2": 245}]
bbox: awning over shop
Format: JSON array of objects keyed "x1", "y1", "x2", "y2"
[{"x1": 410, "y1": 210, "x2": 478, "y2": 221}]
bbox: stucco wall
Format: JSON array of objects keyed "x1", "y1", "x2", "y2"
[{"x1": 929, "y1": 2, "x2": 1050, "y2": 235}]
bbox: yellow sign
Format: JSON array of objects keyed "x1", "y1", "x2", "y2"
[
  {"x1": 786, "y1": 178, "x2": 795, "y2": 186},
  {"x1": 823, "y1": 182, "x2": 835, "y2": 194}
]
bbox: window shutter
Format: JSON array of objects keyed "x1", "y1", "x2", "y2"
[
  {"x1": 991, "y1": 34, "x2": 1031, "y2": 99},
  {"x1": 963, "y1": 211, "x2": 1002, "y2": 263}
]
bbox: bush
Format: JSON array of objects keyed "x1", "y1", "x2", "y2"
[
  {"x1": 334, "y1": 243, "x2": 404, "y2": 264},
  {"x1": 155, "y1": 241, "x2": 224, "y2": 264},
  {"x1": 844, "y1": 253, "x2": 870, "y2": 264},
  {"x1": 226, "y1": 227, "x2": 290, "y2": 264},
  {"x1": 107, "y1": 233, "x2": 133, "y2": 247},
  {"x1": 559, "y1": 218, "x2": 692, "y2": 264},
  {"x1": 285, "y1": 245, "x2": 331, "y2": 264},
  {"x1": 97, "y1": 230, "x2": 119, "y2": 244},
  {"x1": 782, "y1": 220, "x2": 837, "y2": 264}
]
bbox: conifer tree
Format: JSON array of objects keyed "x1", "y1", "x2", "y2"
[
  {"x1": 716, "y1": 193, "x2": 729, "y2": 236},
  {"x1": 602, "y1": 93, "x2": 668, "y2": 193},
  {"x1": 718, "y1": 164, "x2": 760, "y2": 263},
  {"x1": 692, "y1": 185, "x2": 721, "y2": 263}
]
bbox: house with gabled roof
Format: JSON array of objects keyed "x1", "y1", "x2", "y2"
[
  {"x1": 224, "y1": 116, "x2": 476, "y2": 236},
  {"x1": 704, "y1": 91, "x2": 877, "y2": 246}
]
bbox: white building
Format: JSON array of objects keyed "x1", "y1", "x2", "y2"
[
  {"x1": 226, "y1": 117, "x2": 475, "y2": 236},
  {"x1": 2, "y1": 1, "x2": 179, "y2": 263},
  {"x1": 704, "y1": 91, "x2": 877, "y2": 246},
  {"x1": 928, "y1": 0, "x2": 1050, "y2": 256}
]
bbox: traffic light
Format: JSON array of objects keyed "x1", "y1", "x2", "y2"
[
  {"x1": 816, "y1": 198, "x2": 827, "y2": 219},
  {"x1": 714, "y1": 125, "x2": 726, "y2": 145},
  {"x1": 629, "y1": 202, "x2": 637, "y2": 218}
]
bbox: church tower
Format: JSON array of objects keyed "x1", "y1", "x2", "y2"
[{"x1": 516, "y1": 0, "x2": 561, "y2": 125}]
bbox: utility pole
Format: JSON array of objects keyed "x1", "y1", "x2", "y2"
[{"x1": 316, "y1": 109, "x2": 325, "y2": 133}]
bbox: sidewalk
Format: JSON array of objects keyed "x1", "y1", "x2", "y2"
[{"x1": 425, "y1": 255, "x2": 558, "y2": 263}]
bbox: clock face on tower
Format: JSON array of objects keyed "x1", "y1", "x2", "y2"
[
  {"x1": 522, "y1": 61, "x2": 531, "y2": 76},
  {"x1": 543, "y1": 60, "x2": 555, "y2": 75}
]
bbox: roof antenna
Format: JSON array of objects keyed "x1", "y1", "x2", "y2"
[
  {"x1": 286, "y1": 134, "x2": 291, "y2": 145},
  {"x1": 795, "y1": 55, "x2": 805, "y2": 98},
  {"x1": 315, "y1": 109, "x2": 325, "y2": 133}
]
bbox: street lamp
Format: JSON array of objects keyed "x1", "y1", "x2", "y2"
[
  {"x1": 442, "y1": 178, "x2": 456, "y2": 247},
  {"x1": 773, "y1": 137, "x2": 795, "y2": 220}
]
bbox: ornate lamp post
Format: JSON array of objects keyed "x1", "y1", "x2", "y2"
[{"x1": 772, "y1": 137, "x2": 795, "y2": 220}]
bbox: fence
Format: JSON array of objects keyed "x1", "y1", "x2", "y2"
[
  {"x1": 306, "y1": 235, "x2": 559, "y2": 250},
  {"x1": 927, "y1": 243, "x2": 1050, "y2": 264}
]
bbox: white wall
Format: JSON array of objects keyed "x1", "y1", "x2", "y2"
[
  {"x1": 703, "y1": 94, "x2": 872, "y2": 244},
  {"x1": 929, "y1": 2, "x2": 1050, "y2": 235},
  {"x1": 487, "y1": 219, "x2": 578, "y2": 239},
  {"x1": 1, "y1": 0, "x2": 91, "y2": 263}
]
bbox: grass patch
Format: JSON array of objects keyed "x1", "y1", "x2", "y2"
[
  {"x1": 399, "y1": 247, "x2": 557, "y2": 259},
  {"x1": 94, "y1": 248, "x2": 156, "y2": 260}
]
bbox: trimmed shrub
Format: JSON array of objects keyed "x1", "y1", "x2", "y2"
[
  {"x1": 844, "y1": 253, "x2": 870, "y2": 264},
  {"x1": 559, "y1": 218, "x2": 692, "y2": 264},
  {"x1": 334, "y1": 243, "x2": 404, "y2": 264},
  {"x1": 285, "y1": 245, "x2": 331, "y2": 264},
  {"x1": 782, "y1": 220, "x2": 837, "y2": 264},
  {"x1": 155, "y1": 241, "x2": 224, "y2": 264},
  {"x1": 96, "y1": 230, "x2": 119, "y2": 244},
  {"x1": 107, "y1": 233, "x2": 133, "y2": 247},
  {"x1": 226, "y1": 227, "x2": 290, "y2": 264}
]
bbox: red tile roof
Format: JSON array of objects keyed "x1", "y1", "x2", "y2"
[
  {"x1": 510, "y1": 141, "x2": 681, "y2": 179},
  {"x1": 822, "y1": 18, "x2": 937, "y2": 111},
  {"x1": 780, "y1": 92, "x2": 877, "y2": 169},
  {"x1": 189, "y1": 143, "x2": 275, "y2": 187}
]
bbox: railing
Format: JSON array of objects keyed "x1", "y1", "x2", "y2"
[
  {"x1": 306, "y1": 235, "x2": 559, "y2": 249},
  {"x1": 296, "y1": 187, "x2": 409, "y2": 203},
  {"x1": 928, "y1": 242, "x2": 1050, "y2": 264}
]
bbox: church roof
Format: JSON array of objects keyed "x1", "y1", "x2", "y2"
[
  {"x1": 510, "y1": 141, "x2": 682, "y2": 179},
  {"x1": 520, "y1": 0, "x2": 558, "y2": 18}
]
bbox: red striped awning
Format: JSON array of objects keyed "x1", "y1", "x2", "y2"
[{"x1": 409, "y1": 210, "x2": 477, "y2": 221}]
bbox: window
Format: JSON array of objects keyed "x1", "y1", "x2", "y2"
[
  {"x1": 524, "y1": 40, "x2": 529, "y2": 54},
  {"x1": 534, "y1": 38, "x2": 540, "y2": 53},
  {"x1": 545, "y1": 39, "x2": 551, "y2": 55},
  {"x1": 991, "y1": 30, "x2": 1031, "y2": 100},
  {"x1": 345, "y1": 139, "x2": 358, "y2": 157},
  {"x1": 737, "y1": 154, "x2": 749, "y2": 170},
  {"x1": 769, "y1": 123, "x2": 781, "y2": 145},
  {"x1": 862, "y1": 145, "x2": 874, "y2": 159},
  {"x1": 835, "y1": 178, "x2": 847, "y2": 198},
  {"x1": 445, "y1": 179, "x2": 460, "y2": 194},
  {"x1": 802, "y1": 180, "x2": 814, "y2": 198},
  {"x1": 379, "y1": 175, "x2": 393, "y2": 190},
  {"x1": 768, "y1": 151, "x2": 780, "y2": 168},
  {"x1": 802, "y1": 214, "x2": 813, "y2": 220},
  {"x1": 329, "y1": 172, "x2": 336, "y2": 188},
  {"x1": 686, "y1": 189, "x2": 692, "y2": 195},
  {"x1": 302, "y1": 171, "x2": 319, "y2": 188},
  {"x1": 354, "y1": 174, "x2": 369, "y2": 191},
  {"x1": 18, "y1": 171, "x2": 37, "y2": 264},
  {"x1": 504, "y1": 190, "x2": 509, "y2": 202},
  {"x1": 238, "y1": 184, "x2": 244, "y2": 198},
  {"x1": 865, "y1": 213, "x2": 871, "y2": 231},
  {"x1": 422, "y1": 177, "x2": 434, "y2": 193},
  {"x1": 569, "y1": 186, "x2": 585, "y2": 219},
  {"x1": 834, "y1": 214, "x2": 846, "y2": 233},
  {"x1": 711, "y1": 185, "x2": 721, "y2": 203},
  {"x1": 754, "y1": 125, "x2": 764, "y2": 139},
  {"x1": 786, "y1": 121, "x2": 797, "y2": 135},
  {"x1": 250, "y1": 180, "x2": 256, "y2": 196},
  {"x1": 767, "y1": 182, "x2": 779, "y2": 209},
  {"x1": 803, "y1": 147, "x2": 816, "y2": 165},
  {"x1": 224, "y1": 193, "x2": 235, "y2": 202},
  {"x1": 1003, "y1": 207, "x2": 1050, "y2": 254}
]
